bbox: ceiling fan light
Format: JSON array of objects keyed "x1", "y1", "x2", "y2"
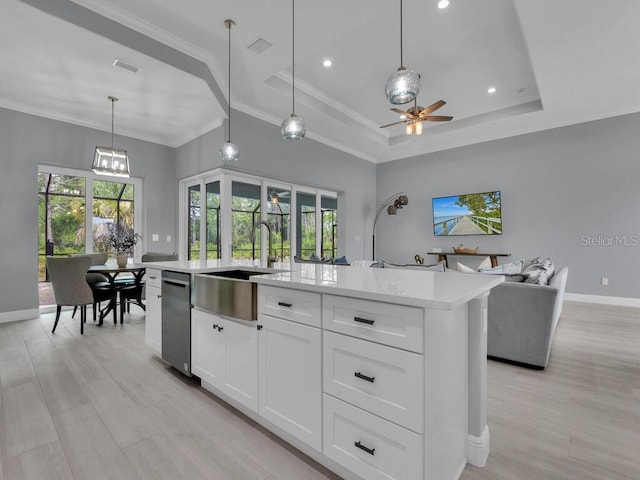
[
  {"x1": 281, "y1": 113, "x2": 306, "y2": 141},
  {"x1": 406, "y1": 123, "x2": 412, "y2": 135},
  {"x1": 219, "y1": 141, "x2": 239, "y2": 162},
  {"x1": 415, "y1": 121, "x2": 423, "y2": 135},
  {"x1": 385, "y1": 67, "x2": 421, "y2": 105}
]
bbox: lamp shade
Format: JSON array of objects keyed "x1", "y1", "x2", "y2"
[
  {"x1": 385, "y1": 67, "x2": 421, "y2": 105},
  {"x1": 219, "y1": 141, "x2": 239, "y2": 162},
  {"x1": 92, "y1": 146, "x2": 130, "y2": 177},
  {"x1": 281, "y1": 113, "x2": 306, "y2": 141}
]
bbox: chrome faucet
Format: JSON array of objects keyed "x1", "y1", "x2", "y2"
[{"x1": 251, "y1": 220, "x2": 277, "y2": 268}]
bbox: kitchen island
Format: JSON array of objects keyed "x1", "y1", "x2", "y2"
[{"x1": 143, "y1": 260, "x2": 503, "y2": 480}]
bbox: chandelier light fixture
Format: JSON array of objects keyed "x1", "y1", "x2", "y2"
[
  {"x1": 281, "y1": 0, "x2": 306, "y2": 141},
  {"x1": 384, "y1": 0, "x2": 421, "y2": 105},
  {"x1": 92, "y1": 96, "x2": 130, "y2": 177},
  {"x1": 219, "y1": 19, "x2": 239, "y2": 162}
]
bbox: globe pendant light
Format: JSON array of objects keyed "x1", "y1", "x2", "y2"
[
  {"x1": 92, "y1": 96, "x2": 130, "y2": 177},
  {"x1": 281, "y1": 0, "x2": 306, "y2": 141},
  {"x1": 384, "y1": 0, "x2": 421, "y2": 105},
  {"x1": 219, "y1": 19, "x2": 239, "y2": 162}
]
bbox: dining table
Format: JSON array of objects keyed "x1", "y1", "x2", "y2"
[{"x1": 88, "y1": 263, "x2": 146, "y2": 325}]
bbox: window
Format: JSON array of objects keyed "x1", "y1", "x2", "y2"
[
  {"x1": 38, "y1": 166, "x2": 141, "y2": 307},
  {"x1": 231, "y1": 181, "x2": 261, "y2": 260},
  {"x1": 181, "y1": 169, "x2": 339, "y2": 264},
  {"x1": 38, "y1": 173, "x2": 86, "y2": 281},
  {"x1": 206, "y1": 181, "x2": 221, "y2": 259},
  {"x1": 188, "y1": 184, "x2": 200, "y2": 260},
  {"x1": 297, "y1": 192, "x2": 316, "y2": 259},
  {"x1": 321, "y1": 195, "x2": 338, "y2": 259},
  {"x1": 267, "y1": 187, "x2": 291, "y2": 262}
]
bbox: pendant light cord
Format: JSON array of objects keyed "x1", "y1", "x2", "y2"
[
  {"x1": 292, "y1": 0, "x2": 296, "y2": 115},
  {"x1": 400, "y1": 0, "x2": 404, "y2": 68},
  {"x1": 227, "y1": 21, "x2": 232, "y2": 141},
  {"x1": 111, "y1": 97, "x2": 115, "y2": 150}
]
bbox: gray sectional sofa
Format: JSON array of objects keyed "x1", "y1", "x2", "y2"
[{"x1": 487, "y1": 266, "x2": 569, "y2": 369}]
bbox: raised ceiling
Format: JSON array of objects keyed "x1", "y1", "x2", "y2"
[{"x1": 2, "y1": 0, "x2": 640, "y2": 163}]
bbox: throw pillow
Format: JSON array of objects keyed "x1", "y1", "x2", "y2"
[
  {"x1": 457, "y1": 262, "x2": 476, "y2": 273},
  {"x1": 333, "y1": 256, "x2": 348, "y2": 264},
  {"x1": 523, "y1": 257, "x2": 555, "y2": 285},
  {"x1": 369, "y1": 260, "x2": 385, "y2": 268}
]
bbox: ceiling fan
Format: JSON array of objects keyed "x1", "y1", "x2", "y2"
[{"x1": 380, "y1": 99, "x2": 453, "y2": 135}]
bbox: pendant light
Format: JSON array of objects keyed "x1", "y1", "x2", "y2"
[
  {"x1": 384, "y1": 0, "x2": 421, "y2": 105},
  {"x1": 281, "y1": 0, "x2": 306, "y2": 141},
  {"x1": 219, "y1": 19, "x2": 239, "y2": 162},
  {"x1": 92, "y1": 96, "x2": 130, "y2": 177}
]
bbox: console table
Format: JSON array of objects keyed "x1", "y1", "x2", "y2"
[{"x1": 428, "y1": 251, "x2": 511, "y2": 268}]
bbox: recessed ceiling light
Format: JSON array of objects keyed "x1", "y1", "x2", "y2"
[
  {"x1": 487, "y1": 86, "x2": 497, "y2": 94},
  {"x1": 438, "y1": 0, "x2": 450, "y2": 9},
  {"x1": 323, "y1": 59, "x2": 332, "y2": 68}
]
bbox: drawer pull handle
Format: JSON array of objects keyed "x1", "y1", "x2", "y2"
[
  {"x1": 354, "y1": 371, "x2": 375, "y2": 383},
  {"x1": 278, "y1": 301, "x2": 293, "y2": 308},
  {"x1": 354, "y1": 441, "x2": 375, "y2": 456},
  {"x1": 354, "y1": 316, "x2": 374, "y2": 325}
]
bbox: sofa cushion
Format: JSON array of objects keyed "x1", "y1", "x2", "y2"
[{"x1": 478, "y1": 259, "x2": 524, "y2": 275}]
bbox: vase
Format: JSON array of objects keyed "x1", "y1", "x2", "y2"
[{"x1": 116, "y1": 252, "x2": 128, "y2": 268}]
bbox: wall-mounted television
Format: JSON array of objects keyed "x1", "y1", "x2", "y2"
[{"x1": 432, "y1": 191, "x2": 502, "y2": 236}]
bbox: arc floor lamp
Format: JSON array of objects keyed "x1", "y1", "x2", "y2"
[{"x1": 372, "y1": 192, "x2": 409, "y2": 260}]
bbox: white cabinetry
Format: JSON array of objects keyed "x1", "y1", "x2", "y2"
[
  {"x1": 257, "y1": 313, "x2": 322, "y2": 451},
  {"x1": 322, "y1": 296, "x2": 426, "y2": 480},
  {"x1": 144, "y1": 268, "x2": 162, "y2": 354},
  {"x1": 191, "y1": 309, "x2": 259, "y2": 412}
]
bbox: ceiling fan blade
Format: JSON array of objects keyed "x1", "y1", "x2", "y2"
[
  {"x1": 390, "y1": 108, "x2": 408, "y2": 116},
  {"x1": 424, "y1": 115, "x2": 453, "y2": 122},
  {"x1": 379, "y1": 120, "x2": 408, "y2": 128},
  {"x1": 419, "y1": 100, "x2": 446, "y2": 116}
]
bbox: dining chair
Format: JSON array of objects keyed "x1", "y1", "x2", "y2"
[
  {"x1": 70, "y1": 253, "x2": 116, "y2": 323},
  {"x1": 46, "y1": 256, "x2": 94, "y2": 334},
  {"x1": 120, "y1": 251, "x2": 177, "y2": 319}
]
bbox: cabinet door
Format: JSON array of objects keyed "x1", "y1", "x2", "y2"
[
  {"x1": 221, "y1": 318, "x2": 259, "y2": 412},
  {"x1": 191, "y1": 309, "x2": 224, "y2": 388},
  {"x1": 258, "y1": 314, "x2": 322, "y2": 451},
  {"x1": 145, "y1": 284, "x2": 162, "y2": 354}
]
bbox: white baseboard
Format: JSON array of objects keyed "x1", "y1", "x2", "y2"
[
  {"x1": 466, "y1": 425, "x2": 490, "y2": 467},
  {"x1": 565, "y1": 293, "x2": 640, "y2": 307},
  {"x1": 0, "y1": 309, "x2": 39, "y2": 324}
]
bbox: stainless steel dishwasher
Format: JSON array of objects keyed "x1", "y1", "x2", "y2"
[{"x1": 161, "y1": 270, "x2": 192, "y2": 376}]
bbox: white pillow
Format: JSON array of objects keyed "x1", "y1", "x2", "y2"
[{"x1": 457, "y1": 262, "x2": 476, "y2": 273}]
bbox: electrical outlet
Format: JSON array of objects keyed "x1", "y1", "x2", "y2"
[
  {"x1": 152, "y1": 234, "x2": 159, "y2": 242},
  {"x1": 601, "y1": 277, "x2": 608, "y2": 286}
]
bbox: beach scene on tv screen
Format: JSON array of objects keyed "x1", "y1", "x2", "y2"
[{"x1": 433, "y1": 191, "x2": 502, "y2": 236}]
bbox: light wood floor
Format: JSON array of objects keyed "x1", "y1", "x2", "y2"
[{"x1": 0, "y1": 301, "x2": 638, "y2": 480}]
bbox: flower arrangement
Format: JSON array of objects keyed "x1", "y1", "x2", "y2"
[{"x1": 106, "y1": 226, "x2": 141, "y2": 254}]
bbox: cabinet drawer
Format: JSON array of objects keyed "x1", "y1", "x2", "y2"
[
  {"x1": 323, "y1": 295, "x2": 424, "y2": 352},
  {"x1": 258, "y1": 285, "x2": 321, "y2": 328},
  {"x1": 146, "y1": 268, "x2": 162, "y2": 288},
  {"x1": 323, "y1": 331, "x2": 423, "y2": 433},
  {"x1": 323, "y1": 394, "x2": 423, "y2": 480}
]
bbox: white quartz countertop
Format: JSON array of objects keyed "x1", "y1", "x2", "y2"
[
  {"x1": 140, "y1": 259, "x2": 291, "y2": 274},
  {"x1": 254, "y1": 264, "x2": 504, "y2": 310}
]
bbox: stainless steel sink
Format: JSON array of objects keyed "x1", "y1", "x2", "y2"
[{"x1": 193, "y1": 269, "x2": 272, "y2": 321}]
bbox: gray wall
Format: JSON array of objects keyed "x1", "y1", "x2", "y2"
[
  {"x1": 176, "y1": 109, "x2": 377, "y2": 263},
  {"x1": 376, "y1": 112, "x2": 640, "y2": 298},
  {"x1": 0, "y1": 107, "x2": 176, "y2": 314}
]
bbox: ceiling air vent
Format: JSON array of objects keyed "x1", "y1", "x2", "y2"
[
  {"x1": 246, "y1": 37, "x2": 272, "y2": 54},
  {"x1": 112, "y1": 58, "x2": 142, "y2": 74}
]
